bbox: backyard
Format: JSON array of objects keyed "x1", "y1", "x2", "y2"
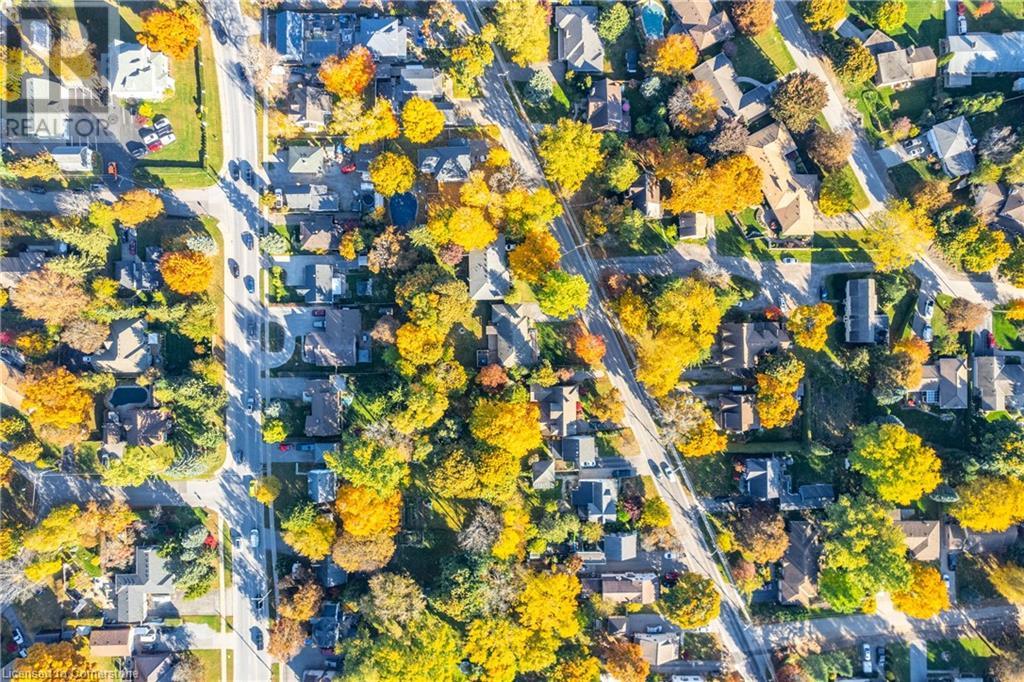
[
  {"x1": 731, "y1": 27, "x2": 797, "y2": 83},
  {"x1": 993, "y1": 309, "x2": 1024, "y2": 351},
  {"x1": 927, "y1": 637, "x2": 999, "y2": 676},
  {"x1": 716, "y1": 215, "x2": 876, "y2": 264}
]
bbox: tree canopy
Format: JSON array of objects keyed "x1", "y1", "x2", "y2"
[{"x1": 850, "y1": 423, "x2": 941, "y2": 505}]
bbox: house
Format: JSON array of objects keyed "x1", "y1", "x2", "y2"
[
  {"x1": 636, "y1": 0, "x2": 668, "y2": 41},
  {"x1": 744, "y1": 458, "x2": 782, "y2": 500},
  {"x1": 107, "y1": 41, "x2": 174, "y2": 100},
  {"x1": 678, "y1": 212, "x2": 713, "y2": 239},
  {"x1": 132, "y1": 653, "x2": 174, "y2": 682},
  {"x1": 636, "y1": 632, "x2": 681, "y2": 667},
  {"x1": 531, "y1": 459, "x2": 557, "y2": 490},
  {"x1": 0, "y1": 251, "x2": 47, "y2": 289},
  {"x1": 863, "y1": 29, "x2": 899, "y2": 55},
  {"x1": 604, "y1": 532, "x2": 638, "y2": 562},
  {"x1": 358, "y1": 17, "x2": 408, "y2": 61},
  {"x1": 779, "y1": 520, "x2": 822, "y2": 608},
  {"x1": 51, "y1": 146, "x2": 95, "y2": 173},
  {"x1": 973, "y1": 182, "x2": 1007, "y2": 217},
  {"x1": 304, "y1": 308, "x2": 363, "y2": 367},
  {"x1": 0, "y1": 357, "x2": 26, "y2": 411},
  {"x1": 310, "y1": 601, "x2": 341, "y2": 649},
  {"x1": 927, "y1": 116, "x2": 977, "y2": 177},
  {"x1": 275, "y1": 11, "x2": 349, "y2": 64},
  {"x1": 294, "y1": 214, "x2": 342, "y2": 253},
  {"x1": 287, "y1": 146, "x2": 328, "y2": 175},
  {"x1": 630, "y1": 172, "x2": 663, "y2": 219},
  {"x1": 974, "y1": 355, "x2": 1024, "y2": 412},
  {"x1": 999, "y1": 185, "x2": 1024, "y2": 229},
  {"x1": 88, "y1": 319, "x2": 154, "y2": 376},
  {"x1": 397, "y1": 65, "x2": 444, "y2": 100},
  {"x1": 668, "y1": 0, "x2": 713, "y2": 25},
  {"x1": 944, "y1": 32, "x2": 1024, "y2": 88},
  {"x1": 124, "y1": 409, "x2": 172, "y2": 447},
  {"x1": 23, "y1": 77, "x2": 68, "y2": 139},
  {"x1": 115, "y1": 547, "x2": 176, "y2": 623},
  {"x1": 22, "y1": 18, "x2": 52, "y2": 55},
  {"x1": 419, "y1": 144, "x2": 472, "y2": 183},
  {"x1": 532, "y1": 384, "x2": 582, "y2": 438},
  {"x1": 468, "y1": 235, "x2": 511, "y2": 301},
  {"x1": 716, "y1": 393, "x2": 759, "y2": 433},
  {"x1": 288, "y1": 81, "x2": 333, "y2": 132},
  {"x1": 116, "y1": 259, "x2": 161, "y2": 292},
  {"x1": 284, "y1": 185, "x2": 340, "y2": 212},
  {"x1": 746, "y1": 123, "x2": 818, "y2": 237},
  {"x1": 89, "y1": 628, "x2": 131, "y2": 658},
  {"x1": 947, "y1": 523, "x2": 1021, "y2": 554},
  {"x1": 554, "y1": 6, "x2": 605, "y2": 74},
  {"x1": 486, "y1": 304, "x2": 539, "y2": 368},
  {"x1": 716, "y1": 322, "x2": 792, "y2": 374},
  {"x1": 307, "y1": 469, "x2": 338, "y2": 505},
  {"x1": 687, "y1": 11, "x2": 735, "y2": 50},
  {"x1": 911, "y1": 358, "x2": 969, "y2": 410},
  {"x1": 319, "y1": 556, "x2": 348, "y2": 588},
  {"x1": 587, "y1": 79, "x2": 630, "y2": 134},
  {"x1": 844, "y1": 278, "x2": 888, "y2": 344},
  {"x1": 304, "y1": 381, "x2": 343, "y2": 437},
  {"x1": 691, "y1": 54, "x2": 769, "y2": 121},
  {"x1": 600, "y1": 572, "x2": 657, "y2": 604},
  {"x1": 894, "y1": 518, "x2": 941, "y2": 561},
  {"x1": 874, "y1": 46, "x2": 937, "y2": 88},
  {"x1": 781, "y1": 483, "x2": 835, "y2": 510},
  {"x1": 563, "y1": 434, "x2": 598, "y2": 468},
  {"x1": 573, "y1": 478, "x2": 618, "y2": 523},
  {"x1": 304, "y1": 263, "x2": 342, "y2": 304}
]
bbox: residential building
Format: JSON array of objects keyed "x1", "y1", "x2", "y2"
[
  {"x1": 116, "y1": 259, "x2": 161, "y2": 292},
  {"x1": 587, "y1": 79, "x2": 630, "y2": 134},
  {"x1": 287, "y1": 146, "x2": 328, "y2": 175},
  {"x1": 947, "y1": 523, "x2": 1021, "y2": 554},
  {"x1": 894, "y1": 517, "x2": 941, "y2": 562},
  {"x1": 132, "y1": 653, "x2": 174, "y2": 682},
  {"x1": 779, "y1": 520, "x2": 822, "y2": 607},
  {"x1": 22, "y1": 19, "x2": 52, "y2": 55},
  {"x1": 303, "y1": 308, "x2": 363, "y2": 367},
  {"x1": 319, "y1": 556, "x2": 348, "y2": 588},
  {"x1": 874, "y1": 46, "x2": 937, "y2": 88},
  {"x1": 397, "y1": 65, "x2": 444, "y2": 100},
  {"x1": 844, "y1": 278, "x2": 888, "y2": 344},
  {"x1": 678, "y1": 211, "x2": 713, "y2": 239},
  {"x1": 668, "y1": 0, "x2": 713, "y2": 25},
  {"x1": 927, "y1": 116, "x2": 977, "y2": 177},
  {"x1": 275, "y1": 11, "x2": 350, "y2": 64},
  {"x1": 574, "y1": 478, "x2": 618, "y2": 523},
  {"x1": 531, "y1": 384, "x2": 582, "y2": 438},
  {"x1": 88, "y1": 318, "x2": 154, "y2": 376},
  {"x1": 531, "y1": 459, "x2": 557, "y2": 490},
  {"x1": 115, "y1": 547, "x2": 176, "y2": 623},
  {"x1": 636, "y1": 632, "x2": 681, "y2": 667},
  {"x1": 304, "y1": 263, "x2": 343, "y2": 304},
  {"x1": 0, "y1": 251, "x2": 47, "y2": 289},
  {"x1": 863, "y1": 29, "x2": 899, "y2": 55},
  {"x1": 974, "y1": 355, "x2": 1024, "y2": 412},
  {"x1": 687, "y1": 11, "x2": 735, "y2": 50},
  {"x1": 973, "y1": 182, "x2": 1006, "y2": 217},
  {"x1": 554, "y1": 6, "x2": 605, "y2": 73},
  {"x1": 600, "y1": 573, "x2": 657, "y2": 604},
  {"x1": 746, "y1": 123, "x2": 818, "y2": 237},
  {"x1": 107, "y1": 41, "x2": 174, "y2": 100},
  {"x1": 0, "y1": 357, "x2": 26, "y2": 411},
  {"x1": 304, "y1": 380, "x2": 343, "y2": 437},
  {"x1": 781, "y1": 483, "x2": 835, "y2": 510},
  {"x1": 604, "y1": 532, "x2": 638, "y2": 562},
  {"x1": 563, "y1": 434, "x2": 598, "y2": 468},
  {"x1": 310, "y1": 602, "x2": 341, "y2": 650},
  {"x1": 944, "y1": 31, "x2": 1024, "y2": 88},
  {"x1": 716, "y1": 321, "x2": 792, "y2": 374},
  {"x1": 124, "y1": 409, "x2": 172, "y2": 447},
  {"x1": 1000, "y1": 185, "x2": 1024, "y2": 229},
  {"x1": 294, "y1": 214, "x2": 342, "y2": 253},
  {"x1": 287, "y1": 81, "x2": 333, "y2": 132},
  {"x1": 692, "y1": 54, "x2": 769, "y2": 121},
  {"x1": 308, "y1": 469, "x2": 338, "y2": 505},
  {"x1": 716, "y1": 393, "x2": 759, "y2": 432},
  {"x1": 636, "y1": 0, "x2": 668, "y2": 40},
  {"x1": 358, "y1": 17, "x2": 408, "y2": 60},
  {"x1": 23, "y1": 77, "x2": 68, "y2": 139},
  {"x1": 468, "y1": 235, "x2": 511, "y2": 301},
  {"x1": 284, "y1": 185, "x2": 340, "y2": 212},
  {"x1": 51, "y1": 146, "x2": 95, "y2": 173},
  {"x1": 911, "y1": 358, "x2": 969, "y2": 410},
  {"x1": 89, "y1": 628, "x2": 132, "y2": 658},
  {"x1": 486, "y1": 303, "x2": 539, "y2": 368},
  {"x1": 743, "y1": 457, "x2": 782, "y2": 501},
  {"x1": 419, "y1": 144, "x2": 472, "y2": 183},
  {"x1": 630, "y1": 172, "x2": 663, "y2": 219}
]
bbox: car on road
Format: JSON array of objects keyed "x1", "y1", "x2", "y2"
[
  {"x1": 312, "y1": 308, "x2": 327, "y2": 317},
  {"x1": 921, "y1": 324, "x2": 933, "y2": 342},
  {"x1": 922, "y1": 298, "x2": 935, "y2": 320},
  {"x1": 212, "y1": 19, "x2": 228, "y2": 44},
  {"x1": 247, "y1": 318, "x2": 257, "y2": 339},
  {"x1": 28, "y1": 184, "x2": 46, "y2": 194},
  {"x1": 229, "y1": 259, "x2": 239, "y2": 278},
  {"x1": 245, "y1": 396, "x2": 255, "y2": 414},
  {"x1": 249, "y1": 528, "x2": 260, "y2": 549},
  {"x1": 242, "y1": 231, "x2": 254, "y2": 250},
  {"x1": 819, "y1": 284, "x2": 828, "y2": 301},
  {"x1": 12, "y1": 628, "x2": 25, "y2": 646},
  {"x1": 296, "y1": 443, "x2": 318, "y2": 452},
  {"x1": 234, "y1": 449, "x2": 243, "y2": 464},
  {"x1": 229, "y1": 161, "x2": 240, "y2": 181},
  {"x1": 781, "y1": 256, "x2": 797, "y2": 264},
  {"x1": 312, "y1": 319, "x2": 326, "y2": 329},
  {"x1": 251, "y1": 627, "x2": 263, "y2": 650},
  {"x1": 862, "y1": 644, "x2": 873, "y2": 675},
  {"x1": 236, "y1": 63, "x2": 248, "y2": 84},
  {"x1": 661, "y1": 462, "x2": 677, "y2": 482},
  {"x1": 664, "y1": 552, "x2": 677, "y2": 561},
  {"x1": 274, "y1": 187, "x2": 284, "y2": 209},
  {"x1": 987, "y1": 330, "x2": 996, "y2": 349},
  {"x1": 244, "y1": 165, "x2": 253, "y2": 185},
  {"x1": 127, "y1": 141, "x2": 148, "y2": 159},
  {"x1": 958, "y1": 14, "x2": 968, "y2": 34},
  {"x1": 340, "y1": 162, "x2": 357, "y2": 174},
  {"x1": 244, "y1": 275, "x2": 255, "y2": 294},
  {"x1": 877, "y1": 647, "x2": 886, "y2": 669}
]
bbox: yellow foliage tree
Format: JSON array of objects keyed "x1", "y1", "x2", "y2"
[
  {"x1": 538, "y1": 119, "x2": 605, "y2": 194},
  {"x1": 369, "y1": 152, "x2": 415, "y2": 198},
  {"x1": 137, "y1": 8, "x2": 200, "y2": 60},
  {"x1": 465, "y1": 618, "x2": 531, "y2": 682},
  {"x1": 14, "y1": 639, "x2": 97, "y2": 680},
  {"x1": 677, "y1": 410, "x2": 727, "y2": 458},
  {"x1": 516, "y1": 571, "x2": 581, "y2": 638},
  {"x1": 23, "y1": 368, "x2": 93, "y2": 436},
  {"x1": 395, "y1": 322, "x2": 446, "y2": 367},
  {"x1": 1005, "y1": 299, "x2": 1024, "y2": 322},
  {"x1": 494, "y1": 0, "x2": 550, "y2": 66},
  {"x1": 509, "y1": 229, "x2": 562, "y2": 285},
  {"x1": 864, "y1": 200, "x2": 934, "y2": 272},
  {"x1": 335, "y1": 484, "x2": 402, "y2": 538},
  {"x1": 470, "y1": 398, "x2": 543, "y2": 457},
  {"x1": 113, "y1": 189, "x2": 164, "y2": 226},
  {"x1": 669, "y1": 80, "x2": 719, "y2": 134},
  {"x1": 159, "y1": 250, "x2": 212, "y2": 295},
  {"x1": 318, "y1": 46, "x2": 375, "y2": 98},
  {"x1": 850, "y1": 423, "x2": 940, "y2": 505},
  {"x1": 892, "y1": 336, "x2": 931, "y2": 388},
  {"x1": 401, "y1": 97, "x2": 445, "y2": 144},
  {"x1": 892, "y1": 562, "x2": 950, "y2": 618},
  {"x1": 615, "y1": 289, "x2": 651, "y2": 339},
  {"x1": 788, "y1": 303, "x2": 836, "y2": 351},
  {"x1": 953, "y1": 475, "x2": 1024, "y2": 532},
  {"x1": 755, "y1": 352, "x2": 805, "y2": 429},
  {"x1": 341, "y1": 99, "x2": 400, "y2": 151},
  {"x1": 644, "y1": 34, "x2": 699, "y2": 76},
  {"x1": 427, "y1": 205, "x2": 498, "y2": 252},
  {"x1": 2, "y1": 46, "x2": 44, "y2": 101},
  {"x1": 249, "y1": 475, "x2": 282, "y2": 505},
  {"x1": 8, "y1": 152, "x2": 64, "y2": 184},
  {"x1": 492, "y1": 503, "x2": 533, "y2": 560}
]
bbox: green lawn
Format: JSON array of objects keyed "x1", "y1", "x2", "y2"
[
  {"x1": 191, "y1": 649, "x2": 233, "y2": 682},
  {"x1": 851, "y1": 0, "x2": 945, "y2": 50},
  {"x1": 731, "y1": 26, "x2": 796, "y2": 83},
  {"x1": 886, "y1": 644, "x2": 911, "y2": 682},
  {"x1": 604, "y1": 25, "x2": 641, "y2": 80},
  {"x1": 890, "y1": 82, "x2": 935, "y2": 123},
  {"x1": 716, "y1": 217, "x2": 875, "y2": 264},
  {"x1": 927, "y1": 638, "x2": 998, "y2": 675},
  {"x1": 684, "y1": 451, "x2": 736, "y2": 498},
  {"x1": 894, "y1": 406, "x2": 966, "y2": 450},
  {"x1": 992, "y1": 310, "x2": 1024, "y2": 351},
  {"x1": 513, "y1": 78, "x2": 570, "y2": 125},
  {"x1": 888, "y1": 159, "x2": 945, "y2": 199},
  {"x1": 963, "y1": 0, "x2": 1024, "y2": 32}
]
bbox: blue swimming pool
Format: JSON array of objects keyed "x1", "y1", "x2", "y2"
[
  {"x1": 638, "y1": 0, "x2": 666, "y2": 39},
  {"x1": 389, "y1": 192, "x2": 418, "y2": 229},
  {"x1": 108, "y1": 385, "x2": 149, "y2": 407}
]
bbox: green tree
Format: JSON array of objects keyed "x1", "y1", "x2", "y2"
[
  {"x1": 326, "y1": 428, "x2": 412, "y2": 496},
  {"x1": 850, "y1": 423, "x2": 941, "y2": 505},
  {"x1": 828, "y1": 38, "x2": 877, "y2": 84},
  {"x1": 281, "y1": 503, "x2": 336, "y2": 560},
  {"x1": 341, "y1": 612, "x2": 463, "y2": 680},
  {"x1": 536, "y1": 270, "x2": 589, "y2": 319},
  {"x1": 102, "y1": 445, "x2": 175, "y2": 487},
  {"x1": 657, "y1": 572, "x2": 720, "y2": 628},
  {"x1": 597, "y1": 3, "x2": 631, "y2": 43},
  {"x1": 770, "y1": 71, "x2": 828, "y2": 133},
  {"x1": 538, "y1": 119, "x2": 604, "y2": 193},
  {"x1": 803, "y1": 0, "x2": 847, "y2": 31}
]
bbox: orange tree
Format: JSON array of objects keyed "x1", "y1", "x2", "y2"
[
  {"x1": 160, "y1": 250, "x2": 212, "y2": 295},
  {"x1": 892, "y1": 561, "x2": 950, "y2": 619},
  {"x1": 644, "y1": 34, "x2": 698, "y2": 77},
  {"x1": 137, "y1": 7, "x2": 200, "y2": 60},
  {"x1": 319, "y1": 46, "x2": 375, "y2": 98},
  {"x1": 113, "y1": 189, "x2": 164, "y2": 226},
  {"x1": 23, "y1": 367, "x2": 93, "y2": 434}
]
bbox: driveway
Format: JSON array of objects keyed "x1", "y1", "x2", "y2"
[
  {"x1": 909, "y1": 639, "x2": 927, "y2": 682},
  {"x1": 269, "y1": 254, "x2": 354, "y2": 287},
  {"x1": 265, "y1": 305, "x2": 319, "y2": 368}
]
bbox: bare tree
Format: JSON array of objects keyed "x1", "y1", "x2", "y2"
[
  {"x1": 61, "y1": 319, "x2": 109, "y2": 354},
  {"x1": 457, "y1": 504, "x2": 502, "y2": 553},
  {"x1": 244, "y1": 40, "x2": 289, "y2": 102}
]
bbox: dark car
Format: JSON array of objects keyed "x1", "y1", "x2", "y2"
[
  {"x1": 244, "y1": 166, "x2": 253, "y2": 185},
  {"x1": 625, "y1": 49, "x2": 639, "y2": 74},
  {"x1": 247, "y1": 318, "x2": 257, "y2": 339},
  {"x1": 234, "y1": 449, "x2": 243, "y2": 464},
  {"x1": 229, "y1": 259, "x2": 240, "y2": 278},
  {"x1": 251, "y1": 627, "x2": 264, "y2": 651},
  {"x1": 127, "y1": 141, "x2": 148, "y2": 159},
  {"x1": 312, "y1": 308, "x2": 327, "y2": 317},
  {"x1": 242, "y1": 231, "x2": 254, "y2": 250},
  {"x1": 28, "y1": 184, "x2": 46, "y2": 194},
  {"x1": 229, "y1": 161, "x2": 240, "y2": 181},
  {"x1": 146, "y1": 140, "x2": 164, "y2": 153},
  {"x1": 236, "y1": 63, "x2": 248, "y2": 84},
  {"x1": 244, "y1": 275, "x2": 255, "y2": 294},
  {"x1": 819, "y1": 284, "x2": 828, "y2": 301},
  {"x1": 212, "y1": 20, "x2": 228, "y2": 44}
]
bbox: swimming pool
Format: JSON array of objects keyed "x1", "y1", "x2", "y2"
[
  {"x1": 389, "y1": 192, "x2": 418, "y2": 229},
  {"x1": 108, "y1": 385, "x2": 149, "y2": 407},
  {"x1": 638, "y1": 0, "x2": 666, "y2": 39}
]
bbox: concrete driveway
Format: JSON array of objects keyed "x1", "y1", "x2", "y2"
[{"x1": 265, "y1": 305, "x2": 319, "y2": 368}]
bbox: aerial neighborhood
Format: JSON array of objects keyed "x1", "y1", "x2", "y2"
[{"x1": 2, "y1": 0, "x2": 1024, "y2": 681}]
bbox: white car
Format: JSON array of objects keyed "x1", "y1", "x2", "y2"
[
  {"x1": 249, "y1": 528, "x2": 260, "y2": 549},
  {"x1": 922, "y1": 298, "x2": 935, "y2": 320},
  {"x1": 140, "y1": 129, "x2": 159, "y2": 145},
  {"x1": 661, "y1": 462, "x2": 677, "y2": 482},
  {"x1": 158, "y1": 131, "x2": 177, "y2": 146},
  {"x1": 957, "y1": 14, "x2": 968, "y2": 34}
]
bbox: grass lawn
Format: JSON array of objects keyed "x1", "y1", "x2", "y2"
[
  {"x1": 391, "y1": 529, "x2": 459, "y2": 585},
  {"x1": 835, "y1": 164, "x2": 871, "y2": 211},
  {"x1": 890, "y1": 81, "x2": 935, "y2": 123},
  {"x1": 886, "y1": 643, "x2": 911, "y2": 682},
  {"x1": 716, "y1": 217, "x2": 875, "y2": 264},
  {"x1": 927, "y1": 638, "x2": 998, "y2": 675},
  {"x1": 963, "y1": 0, "x2": 1024, "y2": 32},
  {"x1": 604, "y1": 26, "x2": 641, "y2": 79},
  {"x1": 192, "y1": 649, "x2": 233, "y2": 682},
  {"x1": 271, "y1": 461, "x2": 316, "y2": 519},
  {"x1": 851, "y1": 0, "x2": 945, "y2": 50},
  {"x1": 513, "y1": 78, "x2": 570, "y2": 125},
  {"x1": 894, "y1": 406, "x2": 966, "y2": 451},
  {"x1": 992, "y1": 310, "x2": 1024, "y2": 351},
  {"x1": 957, "y1": 553, "x2": 1001, "y2": 602},
  {"x1": 684, "y1": 451, "x2": 736, "y2": 497},
  {"x1": 731, "y1": 26, "x2": 796, "y2": 83},
  {"x1": 888, "y1": 159, "x2": 945, "y2": 199},
  {"x1": 537, "y1": 321, "x2": 573, "y2": 366}
]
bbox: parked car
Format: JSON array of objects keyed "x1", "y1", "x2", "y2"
[
  {"x1": 660, "y1": 462, "x2": 677, "y2": 482},
  {"x1": 244, "y1": 275, "x2": 255, "y2": 294},
  {"x1": 340, "y1": 162, "x2": 357, "y2": 174},
  {"x1": 249, "y1": 528, "x2": 260, "y2": 549},
  {"x1": 862, "y1": 644, "x2": 873, "y2": 675},
  {"x1": 140, "y1": 128, "x2": 159, "y2": 145},
  {"x1": 28, "y1": 184, "x2": 46, "y2": 194},
  {"x1": 234, "y1": 449, "x2": 243, "y2": 464},
  {"x1": 957, "y1": 1, "x2": 966, "y2": 15},
  {"x1": 12, "y1": 628, "x2": 25, "y2": 646},
  {"x1": 244, "y1": 165, "x2": 253, "y2": 185},
  {"x1": 247, "y1": 318, "x2": 257, "y2": 339},
  {"x1": 158, "y1": 130, "x2": 176, "y2": 146},
  {"x1": 312, "y1": 319, "x2": 326, "y2": 329},
  {"x1": 296, "y1": 443, "x2": 318, "y2": 452},
  {"x1": 877, "y1": 647, "x2": 886, "y2": 669},
  {"x1": 146, "y1": 140, "x2": 164, "y2": 153},
  {"x1": 236, "y1": 63, "x2": 248, "y2": 84},
  {"x1": 153, "y1": 115, "x2": 171, "y2": 132},
  {"x1": 819, "y1": 284, "x2": 828, "y2": 301},
  {"x1": 212, "y1": 19, "x2": 228, "y2": 44},
  {"x1": 987, "y1": 330, "x2": 997, "y2": 349},
  {"x1": 273, "y1": 187, "x2": 284, "y2": 209},
  {"x1": 251, "y1": 627, "x2": 263, "y2": 651},
  {"x1": 278, "y1": 443, "x2": 292, "y2": 452},
  {"x1": 229, "y1": 259, "x2": 239, "y2": 278},
  {"x1": 242, "y1": 231, "x2": 254, "y2": 250},
  {"x1": 625, "y1": 48, "x2": 639, "y2": 74},
  {"x1": 245, "y1": 396, "x2": 255, "y2": 413},
  {"x1": 127, "y1": 141, "x2": 148, "y2": 159},
  {"x1": 781, "y1": 256, "x2": 797, "y2": 264},
  {"x1": 922, "y1": 298, "x2": 935, "y2": 320},
  {"x1": 958, "y1": 14, "x2": 968, "y2": 34},
  {"x1": 312, "y1": 309, "x2": 327, "y2": 317},
  {"x1": 229, "y1": 161, "x2": 240, "y2": 181},
  {"x1": 949, "y1": 553, "x2": 959, "y2": 570},
  {"x1": 921, "y1": 324, "x2": 933, "y2": 342},
  {"x1": 610, "y1": 468, "x2": 633, "y2": 478}
]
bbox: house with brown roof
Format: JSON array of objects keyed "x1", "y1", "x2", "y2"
[
  {"x1": 123, "y1": 408, "x2": 172, "y2": 447},
  {"x1": 89, "y1": 627, "x2": 132, "y2": 657},
  {"x1": 692, "y1": 53, "x2": 769, "y2": 121},
  {"x1": 531, "y1": 384, "x2": 582, "y2": 438},
  {"x1": 1000, "y1": 185, "x2": 1024, "y2": 229},
  {"x1": 0, "y1": 358, "x2": 26, "y2": 411},
  {"x1": 716, "y1": 393, "x2": 759, "y2": 433},
  {"x1": 746, "y1": 123, "x2": 818, "y2": 237},
  {"x1": 974, "y1": 355, "x2": 1024, "y2": 413},
  {"x1": 910, "y1": 358, "x2": 968, "y2": 410},
  {"x1": 600, "y1": 573, "x2": 657, "y2": 604},
  {"x1": 630, "y1": 172, "x2": 662, "y2": 219},
  {"x1": 716, "y1": 321, "x2": 792, "y2": 374},
  {"x1": 678, "y1": 211, "x2": 712, "y2": 239},
  {"x1": 668, "y1": 0, "x2": 734, "y2": 50},
  {"x1": 779, "y1": 520, "x2": 822, "y2": 608},
  {"x1": 287, "y1": 81, "x2": 333, "y2": 133},
  {"x1": 304, "y1": 308, "x2": 363, "y2": 367},
  {"x1": 293, "y1": 214, "x2": 343, "y2": 253},
  {"x1": 874, "y1": 46, "x2": 937, "y2": 88},
  {"x1": 132, "y1": 653, "x2": 174, "y2": 682},
  {"x1": 587, "y1": 79, "x2": 630, "y2": 134},
  {"x1": 893, "y1": 516, "x2": 941, "y2": 562},
  {"x1": 88, "y1": 319, "x2": 155, "y2": 376},
  {"x1": 304, "y1": 380, "x2": 343, "y2": 437}
]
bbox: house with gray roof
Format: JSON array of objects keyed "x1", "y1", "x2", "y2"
[
  {"x1": 875, "y1": 45, "x2": 937, "y2": 88},
  {"x1": 716, "y1": 393, "x2": 759, "y2": 433},
  {"x1": 304, "y1": 308, "x2": 363, "y2": 367},
  {"x1": 944, "y1": 31, "x2": 1024, "y2": 88},
  {"x1": 635, "y1": 632, "x2": 680, "y2": 667},
  {"x1": 573, "y1": 478, "x2": 618, "y2": 523},
  {"x1": 132, "y1": 653, "x2": 174, "y2": 682},
  {"x1": 114, "y1": 547, "x2": 175, "y2": 623},
  {"x1": 304, "y1": 263, "x2": 340, "y2": 304},
  {"x1": 743, "y1": 457, "x2": 782, "y2": 501},
  {"x1": 285, "y1": 185, "x2": 340, "y2": 212},
  {"x1": 691, "y1": 53, "x2": 768, "y2": 121},
  {"x1": 311, "y1": 601, "x2": 341, "y2": 649},
  {"x1": 116, "y1": 259, "x2": 161, "y2": 292},
  {"x1": 587, "y1": 79, "x2": 630, "y2": 133},
  {"x1": 716, "y1": 322, "x2": 792, "y2": 374},
  {"x1": 1000, "y1": 185, "x2": 1024, "y2": 229},
  {"x1": 106, "y1": 41, "x2": 174, "y2": 100},
  {"x1": 562, "y1": 434, "x2": 597, "y2": 468},
  {"x1": 51, "y1": 146, "x2": 95, "y2": 173},
  {"x1": 927, "y1": 116, "x2": 977, "y2": 177},
  {"x1": 554, "y1": 6, "x2": 605, "y2": 73},
  {"x1": 630, "y1": 172, "x2": 662, "y2": 219},
  {"x1": 418, "y1": 144, "x2": 472, "y2": 183},
  {"x1": 0, "y1": 251, "x2": 47, "y2": 289},
  {"x1": 358, "y1": 17, "x2": 408, "y2": 60},
  {"x1": 88, "y1": 318, "x2": 153, "y2": 376},
  {"x1": 604, "y1": 532, "x2": 638, "y2": 562},
  {"x1": 531, "y1": 384, "x2": 582, "y2": 438},
  {"x1": 974, "y1": 355, "x2": 1024, "y2": 413},
  {"x1": 23, "y1": 77, "x2": 68, "y2": 139},
  {"x1": 294, "y1": 214, "x2": 342, "y2": 253},
  {"x1": 275, "y1": 11, "x2": 349, "y2": 64},
  {"x1": 486, "y1": 304, "x2": 539, "y2": 368},
  {"x1": 304, "y1": 381, "x2": 343, "y2": 437},
  {"x1": 288, "y1": 81, "x2": 333, "y2": 132},
  {"x1": 468, "y1": 235, "x2": 511, "y2": 301},
  {"x1": 287, "y1": 146, "x2": 328, "y2": 176},
  {"x1": 397, "y1": 65, "x2": 444, "y2": 100},
  {"x1": 863, "y1": 29, "x2": 898, "y2": 55},
  {"x1": 531, "y1": 459, "x2": 557, "y2": 490},
  {"x1": 844, "y1": 278, "x2": 888, "y2": 344},
  {"x1": 779, "y1": 520, "x2": 822, "y2": 608},
  {"x1": 911, "y1": 358, "x2": 968, "y2": 410},
  {"x1": 308, "y1": 469, "x2": 338, "y2": 505}
]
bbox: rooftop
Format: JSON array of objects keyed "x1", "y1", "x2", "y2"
[
  {"x1": 303, "y1": 308, "x2": 362, "y2": 367},
  {"x1": 468, "y1": 235, "x2": 511, "y2": 301},
  {"x1": 357, "y1": 17, "x2": 408, "y2": 59},
  {"x1": 115, "y1": 547, "x2": 175, "y2": 623},
  {"x1": 945, "y1": 31, "x2": 1024, "y2": 85},
  {"x1": 89, "y1": 318, "x2": 152, "y2": 376},
  {"x1": 554, "y1": 6, "x2": 605, "y2": 73}
]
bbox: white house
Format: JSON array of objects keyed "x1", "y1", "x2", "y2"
[{"x1": 107, "y1": 40, "x2": 174, "y2": 100}]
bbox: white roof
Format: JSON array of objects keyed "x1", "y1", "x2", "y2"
[
  {"x1": 24, "y1": 77, "x2": 68, "y2": 139},
  {"x1": 946, "y1": 32, "x2": 1024, "y2": 78},
  {"x1": 108, "y1": 40, "x2": 174, "y2": 100},
  {"x1": 51, "y1": 146, "x2": 95, "y2": 172}
]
